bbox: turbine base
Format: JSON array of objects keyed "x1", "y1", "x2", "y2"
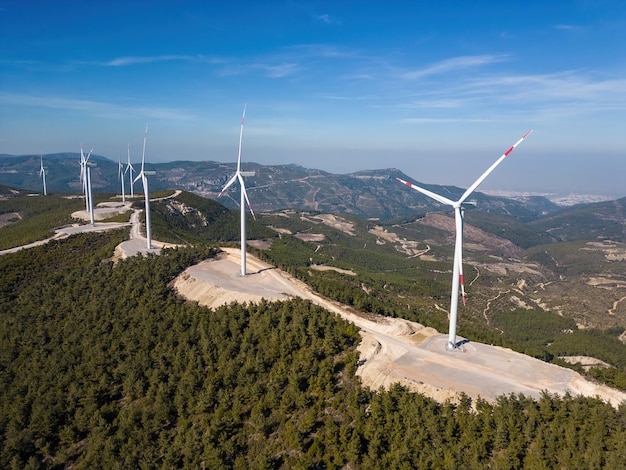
[{"x1": 445, "y1": 341, "x2": 466, "y2": 352}]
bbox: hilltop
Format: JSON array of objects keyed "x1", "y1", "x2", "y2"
[
  {"x1": 171, "y1": 246, "x2": 626, "y2": 406},
  {"x1": 2, "y1": 185, "x2": 626, "y2": 467}
]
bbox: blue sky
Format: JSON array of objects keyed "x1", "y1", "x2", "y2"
[{"x1": 1, "y1": 1, "x2": 625, "y2": 197}]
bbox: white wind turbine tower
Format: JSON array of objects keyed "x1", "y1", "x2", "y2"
[
  {"x1": 133, "y1": 125, "x2": 155, "y2": 250},
  {"x1": 218, "y1": 105, "x2": 256, "y2": 277},
  {"x1": 126, "y1": 144, "x2": 135, "y2": 197},
  {"x1": 397, "y1": 130, "x2": 533, "y2": 350},
  {"x1": 118, "y1": 156, "x2": 126, "y2": 203},
  {"x1": 39, "y1": 155, "x2": 47, "y2": 196},
  {"x1": 79, "y1": 147, "x2": 89, "y2": 212},
  {"x1": 79, "y1": 146, "x2": 96, "y2": 225}
]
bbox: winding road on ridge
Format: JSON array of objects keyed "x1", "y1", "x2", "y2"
[
  {"x1": 172, "y1": 248, "x2": 626, "y2": 407},
  {"x1": 0, "y1": 191, "x2": 182, "y2": 258}
]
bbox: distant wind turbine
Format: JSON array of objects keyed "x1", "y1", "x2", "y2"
[
  {"x1": 39, "y1": 155, "x2": 47, "y2": 196},
  {"x1": 118, "y1": 156, "x2": 126, "y2": 203},
  {"x1": 126, "y1": 144, "x2": 135, "y2": 197},
  {"x1": 218, "y1": 105, "x2": 256, "y2": 276},
  {"x1": 79, "y1": 146, "x2": 96, "y2": 225},
  {"x1": 79, "y1": 146, "x2": 90, "y2": 212},
  {"x1": 397, "y1": 130, "x2": 533, "y2": 350},
  {"x1": 133, "y1": 125, "x2": 155, "y2": 249}
]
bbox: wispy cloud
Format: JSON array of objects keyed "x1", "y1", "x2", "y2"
[
  {"x1": 316, "y1": 13, "x2": 341, "y2": 25},
  {"x1": 254, "y1": 62, "x2": 300, "y2": 78},
  {"x1": 405, "y1": 99, "x2": 469, "y2": 109},
  {"x1": 462, "y1": 71, "x2": 626, "y2": 106},
  {"x1": 0, "y1": 92, "x2": 195, "y2": 121},
  {"x1": 285, "y1": 43, "x2": 365, "y2": 60},
  {"x1": 401, "y1": 55, "x2": 508, "y2": 80},
  {"x1": 553, "y1": 24, "x2": 582, "y2": 31},
  {"x1": 216, "y1": 58, "x2": 301, "y2": 78},
  {"x1": 385, "y1": 66, "x2": 626, "y2": 127},
  {"x1": 400, "y1": 117, "x2": 492, "y2": 124},
  {"x1": 106, "y1": 55, "x2": 191, "y2": 66},
  {"x1": 104, "y1": 54, "x2": 224, "y2": 67}
]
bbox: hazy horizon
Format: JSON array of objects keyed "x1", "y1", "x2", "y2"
[
  {"x1": 1, "y1": 1, "x2": 624, "y2": 197},
  {"x1": 3, "y1": 149, "x2": 623, "y2": 200}
]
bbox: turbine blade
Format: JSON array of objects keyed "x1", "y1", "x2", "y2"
[
  {"x1": 236, "y1": 104, "x2": 246, "y2": 172},
  {"x1": 459, "y1": 130, "x2": 533, "y2": 203},
  {"x1": 141, "y1": 125, "x2": 148, "y2": 173},
  {"x1": 239, "y1": 175, "x2": 256, "y2": 220},
  {"x1": 218, "y1": 173, "x2": 238, "y2": 197},
  {"x1": 133, "y1": 172, "x2": 143, "y2": 184},
  {"x1": 460, "y1": 273, "x2": 467, "y2": 305},
  {"x1": 459, "y1": 208, "x2": 467, "y2": 305},
  {"x1": 396, "y1": 177, "x2": 456, "y2": 206},
  {"x1": 79, "y1": 147, "x2": 85, "y2": 182},
  {"x1": 127, "y1": 144, "x2": 134, "y2": 171}
]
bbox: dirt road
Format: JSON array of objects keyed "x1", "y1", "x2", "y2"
[{"x1": 172, "y1": 248, "x2": 626, "y2": 407}]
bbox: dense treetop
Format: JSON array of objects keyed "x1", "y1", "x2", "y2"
[{"x1": 2, "y1": 230, "x2": 626, "y2": 468}]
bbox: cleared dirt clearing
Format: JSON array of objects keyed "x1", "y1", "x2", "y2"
[{"x1": 172, "y1": 248, "x2": 626, "y2": 407}]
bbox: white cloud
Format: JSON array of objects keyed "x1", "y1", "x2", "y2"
[
  {"x1": 0, "y1": 92, "x2": 195, "y2": 121},
  {"x1": 462, "y1": 72, "x2": 626, "y2": 107},
  {"x1": 553, "y1": 24, "x2": 584, "y2": 31},
  {"x1": 217, "y1": 61, "x2": 300, "y2": 78},
  {"x1": 104, "y1": 55, "x2": 224, "y2": 67},
  {"x1": 106, "y1": 55, "x2": 190, "y2": 66},
  {"x1": 400, "y1": 117, "x2": 492, "y2": 124},
  {"x1": 316, "y1": 13, "x2": 341, "y2": 25},
  {"x1": 401, "y1": 55, "x2": 508, "y2": 80},
  {"x1": 255, "y1": 62, "x2": 300, "y2": 78}
]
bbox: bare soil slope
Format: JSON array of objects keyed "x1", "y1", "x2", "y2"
[{"x1": 172, "y1": 248, "x2": 626, "y2": 407}]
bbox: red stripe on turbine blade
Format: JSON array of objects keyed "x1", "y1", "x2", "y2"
[
  {"x1": 522, "y1": 130, "x2": 533, "y2": 139},
  {"x1": 459, "y1": 274, "x2": 465, "y2": 285},
  {"x1": 462, "y1": 295, "x2": 467, "y2": 306},
  {"x1": 504, "y1": 146, "x2": 515, "y2": 156}
]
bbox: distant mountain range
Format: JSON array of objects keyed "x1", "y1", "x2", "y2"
[
  {"x1": 1, "y1": 153, "x2": 623, "y2": 232},
  {"x1": 0, "y1": 152, "x2": 563, "y2": 220}
]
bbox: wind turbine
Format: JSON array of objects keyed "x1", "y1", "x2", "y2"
[
  {"x1": 218, "y1": 105, "x2": 256, "y2": 277},
  {"x1": 397, "y1": 130, "x2": 533, "y2": 350},
  {"x1": 79, "y1": 147, "x2": 89, "y2": 211},
  {"x1": 39, "y1": 155, "x2": 47, "y2": 196},
  {"x1": 79, "y1": 146, "x2": 95, "y2": 225},
  {"x1": 118, "y1": 156, "x2": 126, "y2": 203},
  {"x1": 133, "y1": 125, "x2": 155, "y2": 250},
  {"x1": 126, "y1": 144, "x2": 135, "y2": 197}
]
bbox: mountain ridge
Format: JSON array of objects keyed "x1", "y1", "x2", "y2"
[{"x1": 0, "y1": 153, "x2": 561, "y2": 221}]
